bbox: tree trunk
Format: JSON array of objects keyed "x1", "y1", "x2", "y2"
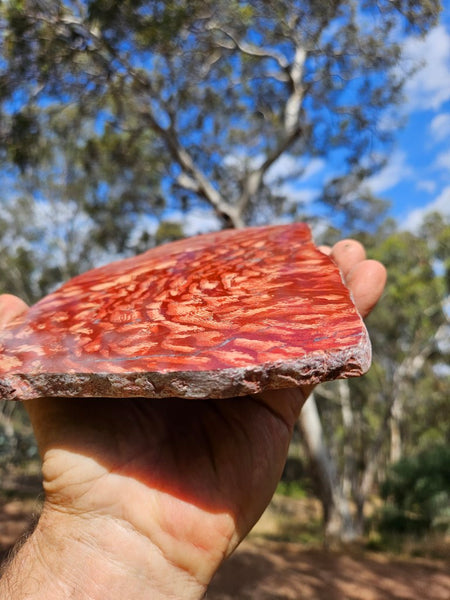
[
  {"x1": 337, "y1": 379, "x2": 355, "y2": 500},
  {"x1": 298, "y1": 393, "x2": 357, "y2": 544},
  {"x1": 390, "y1": 405, "x2": 403, "y2": 463}
]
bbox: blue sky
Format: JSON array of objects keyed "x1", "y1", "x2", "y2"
[{"x1": 379, "y1": 8, "x2": 450, "y2": 230}]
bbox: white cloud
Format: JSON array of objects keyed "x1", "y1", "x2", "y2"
[
  {"x1": 183, "y1": 209, "x2": 222, "y2": 236},
  {"x1": 430, "y1": 112, "x2": 450, "y2": 142},
  {"x1": 364, "y1": 151, "x2": 411, "y2": 194},
  {"x1": 223, "y1": 152, "x2": 324, "y2": 208},
  {"x1": 277, "y1": 184, "x2": 318, "y2": 206},
  {"x1": 265, "y1": 154, "x2": 298, "y2": 182},
  {"x1": 223, "y1": 152, "x2": 263, "y2": 171},
  {"x1": 303, "y1": 158, "x2": 326, "y2": 180},
  {"x1": 128, "y1": 214, "x2": 159, "y2": 248},
  {"x1": 403, "y1": 25, "x2": 450, "y2": 111},
  {"x1": 310, "y1": 218, "x2": 332, "y2": 241},
  {"x1": 264, "y1": 155, "x2": 324, "y2": 209},
  {"x1": 168, "y1": 208, "x2": 222, "y2": 237},
  {"x1": 435, "y1": 149, "x2": 450, "y2": 171},
  {"x1": 402, "y1": 185, "x2": 450, "y2": 231},
  {"x1": 266, "y1": 155, "x2": 325, "y2": 184},
  {"x1": 223, "y1": 153, "x2": 324, "y2": 182},
  {"x1": 416, "y1": 180, "x2": 437, "y2": 194}
]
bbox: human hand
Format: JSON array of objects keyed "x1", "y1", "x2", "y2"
[{"x1": 0, "y1": 240, "x2": 386, "y2": 600}]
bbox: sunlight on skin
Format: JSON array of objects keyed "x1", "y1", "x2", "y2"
[
  {"x1": 318, "y1": 239, "x2": 386, "y2": 319},
  {"x1": 0, "y1": 240, "x2": 386, "y2": 599}
]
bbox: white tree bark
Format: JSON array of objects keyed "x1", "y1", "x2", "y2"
[
  {"x1": 298, "y1": 393, "x2": 357, "y2": 543},
  {"x1": 338, "y1": 379, "x2": 354, "y2": 500}
]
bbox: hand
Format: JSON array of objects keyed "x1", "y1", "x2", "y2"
[{"x1": 0, "y1": 240, "x2": 386, "y2": 600}]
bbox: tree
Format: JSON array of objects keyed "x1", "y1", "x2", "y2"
[{"x1": 309, "y1": 215, "x2": 449, "y2": 539}]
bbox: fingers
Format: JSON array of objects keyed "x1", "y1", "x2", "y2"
[
  {"x1": 329, "y1": 240, "x2": 386, "y2": 318},
  {"x1": 344, "y1": 259, "x2": 387, "y2": 318},
  {"x1": 329, "y1": 239, "x2": 367, "y2": 278},
  {"x1": 0, "y1": 294, "x2": 29, "y2": 329},
  {"x1": 318, "y1": 239, "x2": 387, "y2": 318}
]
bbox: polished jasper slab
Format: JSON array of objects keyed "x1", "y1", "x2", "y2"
[{"x1": 0, "y1": 223, "x2": 371, "y2": 400}]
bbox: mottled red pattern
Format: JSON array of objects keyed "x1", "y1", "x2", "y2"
[{"x1": 0, "y1": 224, "x2": 371, "y2": 400}]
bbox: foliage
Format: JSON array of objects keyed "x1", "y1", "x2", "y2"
[
  {"x1": 314, "y1": 215, "x2": 449, "y2": 536},
  {"x1": 276, "y1": 480, "x2": 309, "y2": 500},
  {"x1": 0, "y1": 402, "x2": 38, "y2": 476},
  {"x1": 379, "y1": 444, "x2": 450, "y2": 535},
  {"x1": 154, "y1": 221, "x2": 185, "y2": 246},
  {"x1": 368, "y1": 229, "x2": 446, "y2": 361}
]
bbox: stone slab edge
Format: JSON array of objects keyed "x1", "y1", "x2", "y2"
[{"x1": 0, "y1": 330, "x2": 370, "y2": 400}]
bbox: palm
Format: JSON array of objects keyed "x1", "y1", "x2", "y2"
[{"x1": 28, "y1": 389, "x2": 302, "y2": 568}]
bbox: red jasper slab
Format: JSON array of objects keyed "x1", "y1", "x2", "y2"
[{"x1": 0, "y1": 223, "x2": 371, "y2": 400}]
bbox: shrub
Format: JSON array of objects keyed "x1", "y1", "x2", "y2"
[{"x1": 379, "y1": 444, "x2": 450, "y2": 536}]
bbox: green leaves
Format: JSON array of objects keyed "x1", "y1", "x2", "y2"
[
  {"x1": 6, "y1": 110, "x2": 42, "y2": 170},
  {"x1": 368, "y1": 227, "x2": 447, "y2": 361},
  {"x1": 380, "y1": 444, "x2": 450, "y2": 534}
]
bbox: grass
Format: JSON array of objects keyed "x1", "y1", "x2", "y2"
[
  {"x1": 366, "y1": 529, "x2": 450, "y2": 560},
  {"x1": 276, "y1": 480, "x2": 309, "y2": 500}
]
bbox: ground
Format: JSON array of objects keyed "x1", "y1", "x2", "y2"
[
  {"x1": 209, "y1": 539, "x2": 450, "y2": 599},
  {"x1": 1, "y1": 478, "x2": 449, "y2": 599}
]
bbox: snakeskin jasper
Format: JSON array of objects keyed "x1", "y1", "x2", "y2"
[{"x1": 0, "y1": 223, "x2": 371, "y2": 400}]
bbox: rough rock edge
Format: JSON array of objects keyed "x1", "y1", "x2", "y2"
[{"x1": 0, "y1": 329, "x2": 371, "y2": 401}]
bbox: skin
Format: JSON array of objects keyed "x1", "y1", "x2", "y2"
[{"x1": 0, "y1": 240, "x2": 386, "y2": 599}]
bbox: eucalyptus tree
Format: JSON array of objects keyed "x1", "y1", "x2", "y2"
[{"x1": 312, "y1": 213, "x2": 449, "y2": 538}]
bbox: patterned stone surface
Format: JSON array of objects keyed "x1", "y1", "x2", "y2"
[{"x1": 0, "y1": 223, "x2": 371, "y2": 400}]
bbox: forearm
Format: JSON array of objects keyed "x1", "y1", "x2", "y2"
[{"x1": 0, "y1": 507, "x2": 207, "y2": 600}]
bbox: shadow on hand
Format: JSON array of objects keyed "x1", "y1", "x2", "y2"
[{"x1": 27, "y1": 394, "x2": 295, "y2": 556}]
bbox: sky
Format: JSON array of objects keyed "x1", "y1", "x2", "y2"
[{"x1": 374, "y1": 9, "x2": 450, "y2": 231}]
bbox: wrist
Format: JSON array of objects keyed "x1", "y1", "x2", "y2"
[{"x1": 2, "y1": 504, "x2": 208, "y2": 600}]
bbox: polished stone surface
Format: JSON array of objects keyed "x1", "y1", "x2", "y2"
[{"x1": 0, "y1": 223, "x2": 371, "y2": 400}]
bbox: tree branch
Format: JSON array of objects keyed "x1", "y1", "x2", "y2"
[
  {"x1": 137, "y1": 108, "x2": 243, "y2": 228},
  {"x1": 205, "y1": 27, "x2": 307, "y2": 217},
  {"x1": 284, "y1": 45, "x2": 307, "y2": 135},
  {"x1": 33, "y1": 11, "x2": 305, "y2": 228},
  {"x1": 236, "y1": 123, "x2": 302, "y2": 215},
  {"x1": 54, "y1": 14, "x2": 243, "y2": 229},
  {"x1": 207, "y1": 24, "x2": 289, "y2": 71}
]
